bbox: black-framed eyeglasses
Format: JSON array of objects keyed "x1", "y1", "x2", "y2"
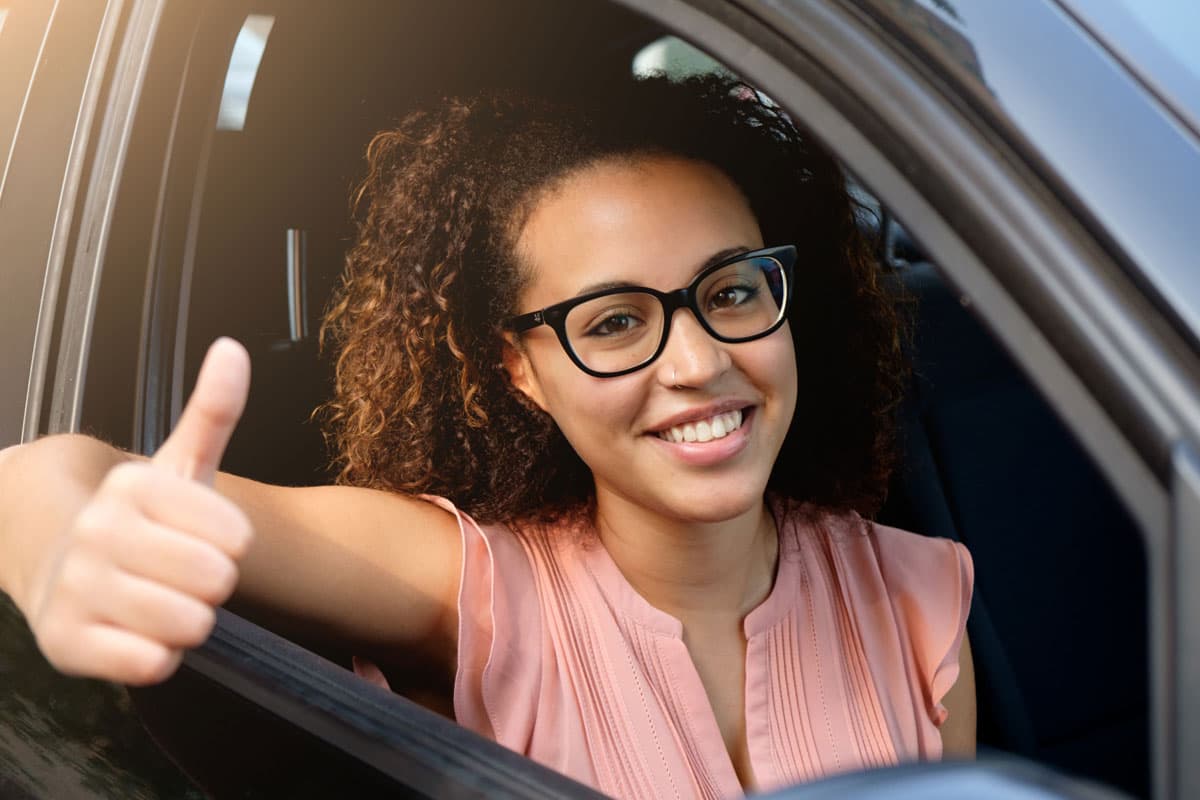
[{"x1": 505, "y1": 245, "x2": 797, "y2": 378}]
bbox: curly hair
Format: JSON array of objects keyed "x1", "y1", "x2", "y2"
[{"x1": 318, "y1": 74, "x2": 908, "y2": 524}]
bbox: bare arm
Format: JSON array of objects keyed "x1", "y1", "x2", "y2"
[
  {"x1": 940, "y1": 634, "x2": 977, "y2": 758},
  {"x1": 0, "y1": 339, "x2": 462, "y2": 684},
  {"x1": 214, "y1": 475, "x2": 462, "y2": 665}
]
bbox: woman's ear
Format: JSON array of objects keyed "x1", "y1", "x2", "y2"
[{"x1": 502, "y1": 335, "x2": 549, "y2": 413}]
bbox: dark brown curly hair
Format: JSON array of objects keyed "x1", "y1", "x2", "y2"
[{"x1": 318, "y1": 74, "x2": 907, "y2": 524}]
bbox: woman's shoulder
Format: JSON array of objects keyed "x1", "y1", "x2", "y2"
[
  {"x1": 774, "y1": 499, "x2": 973, "y2": 624},
  {"x1": 781, "y1": 500, "x2": 971, "y2": 589},
  {"x1": 864, "y1": 518, "x2": 973, "y2": 600},
  {"x1": 784, "y1": 503, "x2": 974, "y2": 728}
]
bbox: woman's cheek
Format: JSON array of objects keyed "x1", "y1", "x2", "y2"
[{"x1": 549, "y1": 378, "x2": 645, "y2": 458}]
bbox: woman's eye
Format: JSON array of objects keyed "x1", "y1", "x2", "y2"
[
  {"x1": 709, "y1": 284, "x2": 758, "y2": 309},
  {"x1": 587, "y1": 313, "x2": 642, "y2": 337}
]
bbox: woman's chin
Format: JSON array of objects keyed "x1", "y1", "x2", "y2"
[
  {"x1": 650, "y1": 482, "x2": 766, "y2": 525},
  {"x1": 594, "y1": 458, "x2": 774, "y2": 525}
]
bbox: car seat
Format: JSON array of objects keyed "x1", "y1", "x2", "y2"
[{"x1": 878, "y1": 257, "x2": 1150, "y2": 797}]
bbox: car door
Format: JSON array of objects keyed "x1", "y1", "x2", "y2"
[{"x1": 3, "y1": 0, "x2": 1196, "y2": 797}]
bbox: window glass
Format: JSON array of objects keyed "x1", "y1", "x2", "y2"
[
  {"x1": 632, "y1": 34, "x2": 731, "y2": 79},
  {"x1": 1062, "y1": 0, "x2": 1200, "y2": 134},
  {"x1": 216, "y1": 14, "x2": 275, "y2": 131},
  {"x1": 0, "y1": 2, "x2": 54, "y2": 187}
]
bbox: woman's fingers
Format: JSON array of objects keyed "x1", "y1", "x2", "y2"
[
  {"x1": 97, "y1": 461, "x2": 253, "y2": 559},
  {"x1": 53, "y1": 624, "x2": 184, "y2": 687},
  {"x1": 91, "y1": 571, "x2": 219, "y2": 649},
  {"x1": 51, "y1": 545, "x2": 218, "y2": 647},
  {"x1": 34, "y1": 503, "x2": 233, "y2": 683},
  {"x1": 93, "y1": 515, "x2": 240, "y2": 606}
]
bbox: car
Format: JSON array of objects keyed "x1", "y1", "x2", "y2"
[{"x1": 1, "y1": 0, "x2": 1196, "y2": 797}]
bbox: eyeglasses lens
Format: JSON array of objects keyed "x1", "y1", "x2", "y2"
[{"x1": 562, "y1": 256, "x2": 787, "y2": 375}]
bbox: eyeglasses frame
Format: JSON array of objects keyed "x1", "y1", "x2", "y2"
[{"x1": 504, "y1": 244, "x2": 798, "y2": 378}]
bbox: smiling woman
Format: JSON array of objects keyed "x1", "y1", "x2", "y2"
[
  {"x1": 0, "y1": 73, "x2": 973, "y2": 799},
  {"x1": 314, "y1": 74, "x2": 975, "y2": 795}
]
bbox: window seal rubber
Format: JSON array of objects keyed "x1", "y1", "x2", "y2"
[{"x1": 179, "y1": 608, "x2": 606, "y2": 798}]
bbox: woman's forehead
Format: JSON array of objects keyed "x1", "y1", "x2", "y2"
[{"x1": 515, "y1": 155, "x2": 764, "y2": 306}]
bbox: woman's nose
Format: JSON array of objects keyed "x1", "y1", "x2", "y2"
[{"x1": 655, "y1": 310, "x2": 731, "y2": 388}]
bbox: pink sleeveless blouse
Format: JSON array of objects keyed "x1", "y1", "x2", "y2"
[{"x1": 375, "y1": 496, "x2": 972, "y2": 799}]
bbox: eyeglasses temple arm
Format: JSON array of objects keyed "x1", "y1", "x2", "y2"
[{"x1": 505, "y1": 310, "x2": 545, "y2": 333}]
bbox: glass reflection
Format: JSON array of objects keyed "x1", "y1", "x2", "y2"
[{"x1": 217, "y1": 14, "x2": 276, "y2": 132}]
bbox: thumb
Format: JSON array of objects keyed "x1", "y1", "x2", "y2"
[{"x1": 152, "y1": 338, "x2": 251, "y2": 485}]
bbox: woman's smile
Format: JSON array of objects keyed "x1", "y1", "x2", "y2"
[
  {"x1": 647, "y1": 405, "x2": 756, "y2": 467},
  {"x1": 651, "y1": 405, "x2": 746, "y2": 443}
]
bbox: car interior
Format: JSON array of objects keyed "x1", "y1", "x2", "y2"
[{"x1": 107, "y1": 0, "x2": 1149, "y2": 796}]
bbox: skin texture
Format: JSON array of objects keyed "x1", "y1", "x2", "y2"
[{"x1": 1, "y1": 155, "x2": 974, "y2": 791}]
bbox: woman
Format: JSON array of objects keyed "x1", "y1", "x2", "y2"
[{"x1": 0, "y1": 74, "x2": 973, "y2": 798}]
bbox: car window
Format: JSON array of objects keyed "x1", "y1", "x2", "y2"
[
  {"x1": 167, "y1": 7, "x2": 1149, "y2": 798},
  {"x1": 4, "y1": 0, "x2": 1169, "y2": 796}
]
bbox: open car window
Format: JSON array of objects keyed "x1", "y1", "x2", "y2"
[{"x1": 7, "y1": 0, "x2": 1195, "y2": 797}]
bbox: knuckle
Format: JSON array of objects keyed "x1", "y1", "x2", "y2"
[
  {"x1": 73, "y1": 500, "x2": 120, "y2": 543},
  {"x1": 212, "y1": 559, "x2": 240, "y2": 603},
  {"x1": 224, "y1": 509, "x2": 254, "y2": 558},
  {"x1": 36, "y1": 616, "x2": 89, "y2": 677},
  {"x1": 194, "y1": 554, "x2": 239, "y2": 605},
  {"x1": 200, "y1": 495, "x2": 253, "y2": 557},
  {"x1": 33, "y1": 616, "x2": 68, "y2": 664},
  {"x1": 57, "y1": 551, "x2": 99, "y2": 597},
  {"x1": 178, "y1": 604, "x2": 217, "y2": 648},
  {"x1": 103, "y1": 460, "x2": 149, "y2": 494},
  {"x1": 127, "y1": 647, "x2": 182, "y2": 686}
]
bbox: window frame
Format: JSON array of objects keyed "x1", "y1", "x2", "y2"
[
  {"x1": 0, "y1": 0, "x2": 125, "y2": 447},
  {"x1": 34, "y1": 0, "x2": 1199, "y2": 795}
]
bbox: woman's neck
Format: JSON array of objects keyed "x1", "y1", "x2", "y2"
[{"x1": 591, "y1": 488, "x2": 779, "y2": 626}]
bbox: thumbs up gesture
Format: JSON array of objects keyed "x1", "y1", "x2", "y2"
[{"x1": 27, "y1": 339, "x2": 254, "y2": 685}]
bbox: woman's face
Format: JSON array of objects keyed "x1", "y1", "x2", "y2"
[{"x1": 506, "y1": 155, "x2": 798, "y2": 523}]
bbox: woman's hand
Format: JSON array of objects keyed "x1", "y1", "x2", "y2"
[{"x1": 20, "y1": 338, "x2": 254, "y2": 685}]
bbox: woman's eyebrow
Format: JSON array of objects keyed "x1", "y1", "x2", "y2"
[{"x1": 571, "y1": 246, "x2": 753, "y2": 297}]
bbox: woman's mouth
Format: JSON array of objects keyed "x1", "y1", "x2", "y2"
[
  {"x1": 655, "y1": 408, "x2": 744, "y2": 443},
  {"x1": 648, "y1": 407, "x2": 755, "y2": 467}
]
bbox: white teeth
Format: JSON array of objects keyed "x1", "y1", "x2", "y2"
[{"x1": 657, "y1": 408, "x2": 744, "y2": 443}]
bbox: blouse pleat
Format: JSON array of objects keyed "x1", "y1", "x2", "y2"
[{"x1": 438, "y1": 496, "x2": 973, "y2": 800}]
